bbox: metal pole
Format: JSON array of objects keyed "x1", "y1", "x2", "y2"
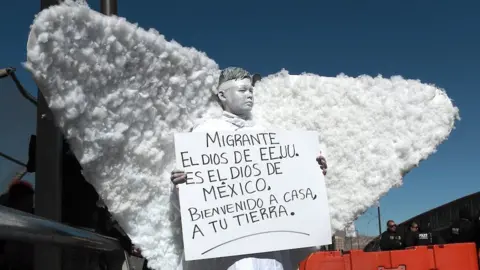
[
  {"x1": 100, "y1": 0, "x2": 118, "y2": 15},
  {"x1": 377, "y1": 206, "x2": 382, "y2": 236},
  {"x1": 356, "y1": 230, "x2": 360, "y2": 249},
  {"x1": 35, "y1": 88, "x2": 64, "y2": 269},
  {"x1": 0, "y1": 151, "x2": 27, "y2": 167},
  {"x1": 35, "y1": 1, "x2": 63, "y2": 270}
]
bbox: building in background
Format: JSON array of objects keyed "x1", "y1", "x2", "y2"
[
  {"x1": 334, "y1": 234, "x2": 346, "y2": 250},
  {"x1": 332, "y1": 230, "x2": 376, "y2": 251}
]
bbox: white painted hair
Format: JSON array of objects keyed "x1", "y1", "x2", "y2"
[
  {"x1": 217, "y1": 67, "x2": 253, "y2": 89},
  {"x1": 216, "y1": 67, "x2": 261, "y2": 109}
]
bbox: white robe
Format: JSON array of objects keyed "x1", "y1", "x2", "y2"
[{"x1": 175, "y1": 111, "x2": 305, "y2": 270}]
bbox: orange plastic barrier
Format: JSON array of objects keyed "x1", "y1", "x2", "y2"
[
  {"x1": 387, "y1": 246, "x2": 436, "y2": 270},
  {"x1": 299, "y1": 251, "x2": 343, "y2": 270},
  {"x1": 347, "y1": 249, "x2": 393, "y2": 270},
  {"x1": 433, "y1": 244, "x2": 479, "y2": 270},
  {"x1": 299, "y1": 243, "x2": 479, "y2": 270}
]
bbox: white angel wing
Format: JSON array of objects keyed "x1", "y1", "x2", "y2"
[
  {"x1": 25, "y1": 3, "x2": 222, "y2": 269},
  {"x1": 253, "y1": 70, "x2": 459, "y2": 231}
]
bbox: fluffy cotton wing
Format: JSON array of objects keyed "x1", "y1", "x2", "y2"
[
  {"x1": 25, "y1": 3, "x2": 220, "y2": 269},
  {"x1": 253, "y1": 70, "x2": 459, "y2": 231}
]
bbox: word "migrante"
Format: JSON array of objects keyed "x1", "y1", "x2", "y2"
[{"x1": 206, "y1": 132, "x2": 280, "y2": 148}]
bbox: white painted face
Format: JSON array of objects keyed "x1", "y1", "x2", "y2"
[{"x1": 218, "y1": 78, "x2": 254, "y2": 118}]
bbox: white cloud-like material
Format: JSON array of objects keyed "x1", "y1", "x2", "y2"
[{"x1": 25, "y1": 3, "x2": 459, "y2": 270}]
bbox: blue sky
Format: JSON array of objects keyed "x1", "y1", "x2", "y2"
[{"x1": 1, "y1": 0, "x2": 479, "y2": 236}]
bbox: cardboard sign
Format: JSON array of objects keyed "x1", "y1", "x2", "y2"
[{"x1": 174, "y1": 130, "x2": 332, "y2": 261}]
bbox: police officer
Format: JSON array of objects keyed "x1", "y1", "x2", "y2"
[
  {"x1": 380, "y1": 220, "x2": 404, "y2": 251},
  {"x1": 449, "y1": 206, "x2": 476, "y2": 244},
  {"x1": 405, "y1": 221, "x2": 436, "y2": 247},
  {"x1": 474, "y1": 210, "x2": 480, "y2": 249},
  {"x1": 405, "y1": 221, "x2": 420, "y2": 247}
]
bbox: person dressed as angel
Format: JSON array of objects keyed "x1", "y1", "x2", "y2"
[{"x1": 170, "y1": 67, "x2": 328, "y2": 270}]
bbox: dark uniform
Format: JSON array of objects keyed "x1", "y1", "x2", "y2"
[
  {"x1": 404, "y1": 230, "x2": 418, "y2": 247},
  {"x1": 431, "y1": 230, "x2": 446, "y2": 245},
  {"x1": 380, "y1": 230, "x2": 404, "y2": 251},
  {"x1": 405, "y1": 230, "x2": 434, "y2": 247},
  {"x1": 474, "y1": 211, "x2": 480, "y2": 249},
  {"x1": 449, "y1": 208, "x2": 476, "y2": 244},
  {"x1": 416, "y1": 231, "x2": 434, "y2": 246}
]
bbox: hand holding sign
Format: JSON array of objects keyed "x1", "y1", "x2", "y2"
[
  {"x1": 171, "y1": 169, "x2": 187, "y2": 186},
  {"x1": 317, "y1": 154, "x2": 328, "y2": 175},
  {"x1": 174, "y1": 130, "x2": 332, "y2": 261}
]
